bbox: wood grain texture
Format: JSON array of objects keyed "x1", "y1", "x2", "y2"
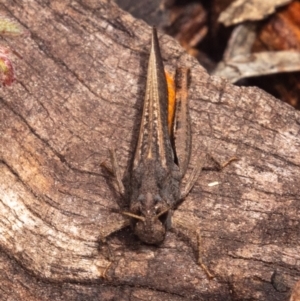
[{"x1": 0, "y1": 0, "x2": 299, "y2": 300}]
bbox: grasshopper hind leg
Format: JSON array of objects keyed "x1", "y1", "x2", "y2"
[{"x1": 172, "y1": 68, "x2": 192, "y2": 178}]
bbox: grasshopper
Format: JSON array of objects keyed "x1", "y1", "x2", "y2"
[{"x1": 102, "y1": 27, "x2": 235, "y2": 277}]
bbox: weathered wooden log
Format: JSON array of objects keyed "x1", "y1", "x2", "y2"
[{"x1": 0, "y1": 0, "x2": 299, "y2": 300}]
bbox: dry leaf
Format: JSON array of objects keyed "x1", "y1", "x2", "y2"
[
  {"x1": 214, "y1": 50, "x2": 300, "y2": 83},
  {"x1": 253, "y1": 1, "x2": 300, "y2": 51},
  {"x1": 218, "y1": 0, "x2": 292, "y2": 26},
  {"x1": 223, "y1": 23, "x2": 257, "y2": 60}
]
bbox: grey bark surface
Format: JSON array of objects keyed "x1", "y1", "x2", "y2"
[{"x1": 0, "y1": 0, "x2": 299, "y2": 300}]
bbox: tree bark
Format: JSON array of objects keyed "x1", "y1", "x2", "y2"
[{"x1": 0, "y1": 0, "x2": 299, "y2": 300}]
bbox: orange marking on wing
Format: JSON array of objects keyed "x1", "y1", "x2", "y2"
[{"x1": 165, "y1": 71, "x2": 176, "y2": 136}]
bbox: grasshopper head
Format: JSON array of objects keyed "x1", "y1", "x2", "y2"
[
  {"x1": 134, "y1": 215, "x2": 166, "y2": 244},
  {"x1": 123, "y1": 192, "x2": 170, "y2": 244}
]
